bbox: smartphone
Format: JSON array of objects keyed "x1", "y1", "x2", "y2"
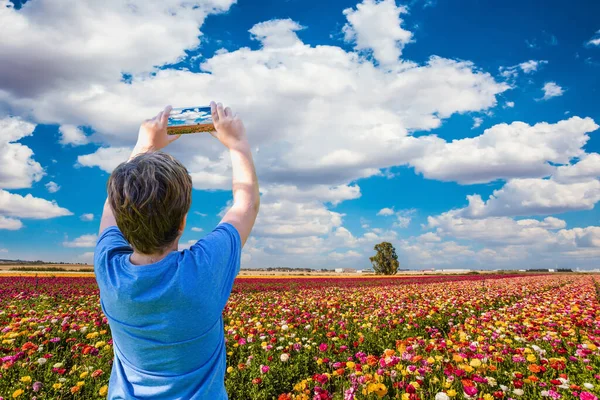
[{"x1": 167, "y1": 106, "x2": 214, "y2": 135}]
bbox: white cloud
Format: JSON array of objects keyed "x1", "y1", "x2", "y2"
[
  {"x1": 0, "y1": 117, "x2": 44, "y2": 189},
  {"x1": 80, "y1": 213, "x2": 94, "y2": 221},
  {"x1": 504, "y1": 101, "x2": 515, "y2": 108},
  {"x1": 0, "y1": 0, "x2": 235, "y2": 101},
  {"x1": 586, "y1": 31, "x2": 600, "y2": 47},
  {"x1": 459, "y1": 179, "x2": 600, "y2": 218},
  {"x1": 377, "y1": 207, "x2": 395, "y2": 216},
  {"x1": 77, "y1": 147, "x2": 131, "y2": 173},
  {"x1": 499, "y1": 60, "x2": 546, "y2": 80},
  {"x1": 409, "y1": 117, "x2": 598, "y2": 184},
  {"x1": 0, "y1": 216, "x2": 23, "y2": 230},
  {"x1": 541, "y1": 81, "x2": 564, "y2": 100},
  {"x1": 59, "y1": 125, "x2": 88, "y2": 146},
  {"x1": 342, "y1": 0, "x2": 413, "y2": 65},
  {"x1": 45, "y1": 181, "x2": 60, "y2": 193},
  {"x1": 376, "y1": 207, "x2": 414, "y2": 228},
  {"x1": 191, "y1": 227, "x2": 203, "y2": 232},
  {"x1": 472, "y1": 117, "x2": 483, "y2": 129},
  {"x1": 249, "y1": 19, "x2": 304, "y2": 48},
  {"x1": 0, "y1": 248, "x2": 8, "y2": 253},
  {"x1": 329, "y1": 250, "x2": 361, "y2": 260},
  {"x1": 63, "y1": 234, "x2": 98, "y2": 248},
  {"x1": 78, "y1": 252, "x2": 94, "y2": 264},
  {"x1": 519, "y1": 60, "x2": 547, "y2": 73},
  {"x1": 554, "y1": 153, "x2": 600, "y2": 183},
  {"x1": 194, "y1": 211, "x2": 208, "y2": 217},
  {"x1": 0, "y1": 189, "x2": 72, "y2": 219},
  {"x1": 178, "y1": 239, "x2": 198, "y2": 251}
]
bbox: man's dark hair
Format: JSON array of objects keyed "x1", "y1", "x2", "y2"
[{"x1": 107, "y1": 152, "x2": 192, "y2": 254}]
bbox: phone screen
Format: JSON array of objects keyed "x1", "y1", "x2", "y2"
[{"x1": 167, "y1": 106, "x2": 214, "y2": 135}]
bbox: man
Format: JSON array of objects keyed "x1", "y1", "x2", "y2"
[{"x1": 94, "y1": 102, "x2": 259, "y2": 399}]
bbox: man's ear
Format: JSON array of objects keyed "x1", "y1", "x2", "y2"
[{"x1": 179, "y1": 213, "x2": 187, "y2": 233}]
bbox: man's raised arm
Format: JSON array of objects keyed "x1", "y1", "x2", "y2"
[{"x1": 210, "y1": 102, "x2": 259, "y2": 246}]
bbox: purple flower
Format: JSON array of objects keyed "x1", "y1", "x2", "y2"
[{"x1": 33, "y1": 381, "x2": 43, "y2": 392}]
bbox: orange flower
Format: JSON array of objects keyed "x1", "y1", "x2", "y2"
[{"x1": 528, "y1": 364, "x2": 541, "y2": 373}]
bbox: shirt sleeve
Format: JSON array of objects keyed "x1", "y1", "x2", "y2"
[
  {"x1": 188, "y1": 223, "x2": 242, "y2": 310},
  {"x1": 94, "y1": 226, "x2": 133, "y2": 274}
]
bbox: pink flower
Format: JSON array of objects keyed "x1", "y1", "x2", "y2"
[
  {"x1": 319, "y1": 343, "x2": 328, "y2": 352},
  {"x1": 464, "y1": 386, "x2": 478, "y2": 397},
  {"x1": 260, "y1": 364, "x2": 270, "y2": 374},
  {"x1": 580, "y1": 392, "x2": 598, "y2": 400}
]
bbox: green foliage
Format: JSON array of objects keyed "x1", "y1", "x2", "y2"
[{"x1": 369, "y1": 242, "x2": 399, "y2": 275}]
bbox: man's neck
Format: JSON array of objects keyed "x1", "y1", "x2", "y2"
[{"x1": 130, "y1": 243, "x2": 177, "y2": 266}]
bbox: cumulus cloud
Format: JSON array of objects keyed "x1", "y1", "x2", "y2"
[
  {"x1": 0, "y1": 189, "x2": 72, "y2": 220},
  {"x1": 59, "y1": 125, "x2": 88, "y2": 146},
  {"x1": 80, "y1": 213, "x2": 94, "y2": 221},
  {"x1": 554, "y1": 153, "x2": 600, "y2": 183},
  {"x1": 586, "y1": 30, "x2": 600, "y2": 47},
  {"x1": 409, "y1": 117, "x2": 598, "y2": 184},
  {"x1": 63, "y1": 234, "x2": 98, "y2": 248},
  {"x1": 376, "y1": 207, "x2": 414, "y2": 227},
  {"x1": 249, "y1": 19, "x2": 304, "y2": 48},
  {"x1": 540, "y1": 82, "x2": 564, "y2": 100},
  {"x1": 0, "y1": 117, "x2": 44, "y2": 189},
  {"x1": 499, "y1": 60, "x2": 547, "y2": 79},
  {"x1": 191, "y1": 227, "x2": 203, "y2": 232},
  {"x1": 0, "y1": 216, "x2": 23, "y2": 230},
  {"x1": 0, "y1": 0, "x2": 235, "y2": 100},
  {"x1": 458, "y1": 179, "x2": 600, "y2": 218},
  {"x1": 45, "y1": 181, "x2": 60, "y2": 193},
  {"x1": 77, "y1": 147, "x2": 131, "y2": 172},
  {"x1": 377, "y1": 207, "x2": 395, "y2": 216},
  {"x1": 472, "y1": 117, "x2": 483, "y2": 129},
  {"x1": 342, "y1": 0, "x2": 413, "y2": 65}
]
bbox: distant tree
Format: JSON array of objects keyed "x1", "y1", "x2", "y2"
[{"x1": 370, "y1": 242, "x2": 399, "y2": 275}]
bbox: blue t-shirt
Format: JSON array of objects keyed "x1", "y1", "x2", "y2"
[{"x1": 94, "y1": 223, "x2": 241, "y2": 400}]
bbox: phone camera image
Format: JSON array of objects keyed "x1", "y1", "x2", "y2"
[{"x1": 167, "y1": 106, "x2": 215, "y2": 135}]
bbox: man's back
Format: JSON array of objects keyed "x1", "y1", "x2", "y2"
[{"x1": 94, "y1": 223, "x2": 241, "y2": 399}]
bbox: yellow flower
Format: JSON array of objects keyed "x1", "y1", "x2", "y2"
[
  {"x1": 12, "y1": 389, "x2": 24, "y2": 398},
  {"x1": 77, "y1": 381, "x2": 85, "y2": 387},
  {"x1": 526, "y1": 354, "x2": 536, "y2": 362},
  {"x1": 427, "y1": 357, "x2": 436, "y2": 364},
  {"x1": 346, "y1": 361, "x2": 356, "y2": 369},
  {"x1": 227, "y1": 366, "x2": 234, "y2": 373},
  {"x1": 447, "y1": 389, "x2": 457, "y2": 397},
  {"x1": 99, "y1": 385, "x2": 108, "y2": 396},
  {"x1": 453, "y1": 354, "x2": 463, "y2": 362},
  {"x1": 80, "y1": 371, "x2": 89, "y2": 378},
  {"x1": 402, "y1": 394, "x2": 411, "y2": 400},
  {"x1": 95, "y1": 341, "x2": 106, "y2": 348},
  {"x1": 20, "y1": 375, "x2": 31, "y2": 383},
  {"x1": 53, "y1": 383, "x2": 63, "y2": 390},
  {"x1": 483, "y1": 395, "x2": 493, "y2": 400},
  {"x1": 470, "y1": 359, "x2": 482, "y2": 368}
]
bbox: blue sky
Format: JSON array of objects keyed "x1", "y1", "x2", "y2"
[{"x1": 1, "y1": 0, "x2": 599, "y2": 269}]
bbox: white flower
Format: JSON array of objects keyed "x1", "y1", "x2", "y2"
[
  {"x1": 53, "y1": 362, "x2": 63, "y2": 368},
  {"x1": 513, "y1": 389, "x2": 524, "y2": 396},
  {"x1": 305, "y1": 325, "x2": 311, "y2": 330},
  {"x1": 276, "y1": 346, "x2": 284, "y2": 351},
  {"x1": 541, "y1": 390, "x2": 550, "y2": 397},
  {"x1": 435, "y1": 393, "x2": 450, "y2": 400},
  {"x1": 584, "y1": 383, "x2": 594, "y2": 389},
  {"x1": 80, "y1": 326, "x2": 88, "y2": 333},
  {"x1": 36, "y1": 358, "x2": 47, "y2": 365},
  {"x1": 500, "y1": 384, "x2": 508, "y2": 391},
  {"x1": 280, "y1": 353, "x2": 290, "y2": 362},
  {"x1": 486, "y1": 377, "x2": 497, "y2": 387},
  {"x1": 281, "y1": 325, "x2": 289, "y2": 331},
  {"x1": 58, "y1": 378, "x2": 66, "y2": 383}
]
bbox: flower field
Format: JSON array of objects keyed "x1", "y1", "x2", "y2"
[{"x1": 1, "y1": 274, "x2": 600, "y2": 399}]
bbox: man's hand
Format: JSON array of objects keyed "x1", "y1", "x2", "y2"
[
  {"x1": 210, "y1": 101, "x2": 248, "y2": 152},
  {"x1": 131, "y1": 105, "x2": 180, "y2": 158},
  {"x1": 210, "y1": 101, "x2": 259, "y2": 247}
]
